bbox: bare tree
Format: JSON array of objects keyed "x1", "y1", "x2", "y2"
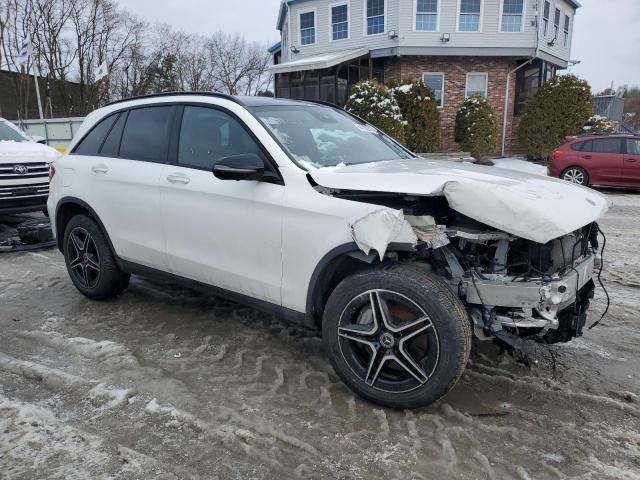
[
  {"x1": 2, "y1": 1, "x2": 275, "y2": 118},
  {"x1": 206, "y1": 31, "x2": 272, "y2": 96}
]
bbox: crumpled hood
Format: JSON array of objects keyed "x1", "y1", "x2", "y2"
[
  {"x1": 0, "y1": 140, "x2": 61, "y2": 163},
  {"x1": 309, "y1": 158, "x2": 610, "y2": 244}
]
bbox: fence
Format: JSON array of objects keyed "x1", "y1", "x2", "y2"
[
  {"x1": 594, "y1": 96, "x2": 625, "y2": 123},
  {"x1": 12, "y1": 117, "x2": 85, "y2": 152}
]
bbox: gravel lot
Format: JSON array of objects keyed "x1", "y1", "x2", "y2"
[{"x1": 1, "y1": 192, "x2": 639, "y2": 480}]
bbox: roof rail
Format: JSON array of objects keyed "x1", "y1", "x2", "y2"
[
  {"x1": 572, "y1": 131, "x2": 637, "y2": 138},
  {"x1": 105, "y1": 91, "x2": 245, "y2": 107},
  {"x1": 293, "y1": 98, "x2": 344, "y2": 109}
]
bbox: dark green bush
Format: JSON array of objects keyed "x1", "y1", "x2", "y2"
[
  {"x1": 388, "y1": 79, "x2": 440, "y2": 153},
  {"x1": 454, "y1": 95, "x2": 498, "y2": 158},
  {"x1": 518, "y1": 75, "x2": 594, "y2": 159},
  {"x1": 345, "y1": 80, "x2": 406, "y2": 144}
]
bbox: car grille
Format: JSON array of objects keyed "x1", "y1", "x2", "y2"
[
  {"x1": 0, "y1": 182, "x2": 49, "y2": 201},
  {"x1": 0, "y1": 162, "x2": 50, "y2": 180}
]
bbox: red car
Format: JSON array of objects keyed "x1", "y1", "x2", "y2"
[{"x1": 549, "y1": 134, "x2": 640, "y2": 188}]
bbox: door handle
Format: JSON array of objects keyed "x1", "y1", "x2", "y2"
[
  {"x1": 626, "y1": 158, "x2": 637, "y2": 163},
  {"x1": 582, "y1": 155, "x2": 592, "y2": 160},
  {"x1": 92, "y1": 164, "x2": 109, "y2": 174},
  {"x1": 167, "y1": 173, "x2": 190, "y2": 185}
]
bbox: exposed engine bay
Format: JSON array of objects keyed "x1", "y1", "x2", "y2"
[{"x1": 318, "y1": 187, "x2": 605, "y2": 361}]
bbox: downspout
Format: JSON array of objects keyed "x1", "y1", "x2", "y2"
[
  {"x1": 501, "y1": 7, "x2": 541, "y2": 157},
  {"x1": 501, "y1": 60, "x2": 532, "y2": 157},
  {"x1": 287, "y1": 2, "x2": 292, "y2": 63}
]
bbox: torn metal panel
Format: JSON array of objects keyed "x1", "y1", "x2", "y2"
[
  {"x1": 350, "y1": 209, "x2": 417, "y2": 260},
  {"x1": 404, "y1": 215, "x2": 450, "y2": 249},
  {"x1": 309, "y1": 158, "x2": 610, "y2": 244}
]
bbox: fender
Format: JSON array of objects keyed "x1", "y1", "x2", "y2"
[
  {"x1": 305, "y1": 240, "x2": 421, "y2": 325},
  {"x1": 55, "y1": 197, "x2": 117, "y2": 257}
]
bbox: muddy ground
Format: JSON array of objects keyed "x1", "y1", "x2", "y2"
[{"x1": 1, "y1": 192, "x2": 639, "y2": 480}]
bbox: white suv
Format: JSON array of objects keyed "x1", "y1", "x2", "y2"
[{"x1": 48, "y1": 93, "x2": 609, "y2": 409}]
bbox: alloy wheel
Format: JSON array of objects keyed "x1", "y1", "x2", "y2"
[
  {"x1": 67, "y1": 227, "x2": 101, "y2": 288},
  {"x1": 337, "y1": 289, "x2": 440, "y2": 393},
  {"x1": 563, "y1": 168, "x2": 586, "y2": 185}
]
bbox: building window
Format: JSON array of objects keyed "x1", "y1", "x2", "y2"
[
  {"x1": 459, "y1": 0, "x2": 481, "y2": 32},
  {"x1": 501, "y1": 0, "x2": 523, "y2": 32},
  {"x1": 553, "y1": 7, "x2": 561, "y2": 39},
  {"x1": 466, "y1": 73, "x2": 488, "y2": 97},
  {"x1": 416, "y1": 0, "x2": 438, "y2": 32},
  {"x1": 543, "y1": 1, "x2": 550, "y2": 36},
  {"x1": 331, "y1": 3, "x2": 349, "y2": 40},
  {"x1": 564, "y1": 14, "x2": 570, "y2": 46},
  {"x1": 300, "y1": 10, "x2": 316, "y2": 45},
  {"x1": 422, "y1": 73, "x2": 444, "y2": 107},
  {"x1": 366, "y1": 0, "x2": 385, "y2": 35}
]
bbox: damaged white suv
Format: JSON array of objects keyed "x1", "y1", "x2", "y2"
[{"x1": 48, "y1": 93, "x2": 609, "y2": 409}]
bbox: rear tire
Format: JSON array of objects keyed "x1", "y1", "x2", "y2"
[
  {"x1": 322, "y1": 263, "x2": 471, "y2": 409},
  {"x1": 63, "y1": 214, "x2": 130, "y2": 300},
  {"x1": 562, "y1": 166, "x2": 589, "y2": 186}
]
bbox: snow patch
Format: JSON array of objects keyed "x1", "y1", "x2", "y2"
[{"x1": 87, "y1": 383, "x2": 136, "y2": 409}]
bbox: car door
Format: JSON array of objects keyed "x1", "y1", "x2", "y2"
[
  {"x1": 160, "y1": 104, "x2": 284, "y2": 305},
  {"x1": 584, "y1": 138, "x2": 624, "y2": 185},
  {"x1": 72, "y1": 106, "x2": 173, "y2": 268},
  {"x1": 623, "y1": 138, "x2": 640, "y2": 185}
]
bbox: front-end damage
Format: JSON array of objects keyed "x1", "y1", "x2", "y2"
[
  {"x1": 430, "y1": 223, "x2": 599, "y2": 360},
  {"x1": 318, "y1": 185, "x2": 605, "y2": 361}
]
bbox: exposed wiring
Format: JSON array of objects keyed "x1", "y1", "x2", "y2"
[{"x1": 588, "y1": 227, "x2": 610, "y2": 330}]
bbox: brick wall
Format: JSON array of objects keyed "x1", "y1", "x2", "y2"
[{"x1": 384, "y1": 56, "x2": 522, "y2": 155}]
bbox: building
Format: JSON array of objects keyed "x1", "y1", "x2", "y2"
[
  {"x1": 268, "y1": 0, "x2": 580, "y2": 154},
  {"x1": 0, "y1": 69, "x2": 83, "y2": 121}
]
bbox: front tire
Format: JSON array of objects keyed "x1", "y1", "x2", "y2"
[
  {"x1": 322, "y1": 263, "x2": 471, "y2": 409},
  {"x1": 562, "y1": 166, "x2": 589, "y2": 186},
  {"x1": 63, "y1": 214, "x2": 130, "y2": 300}
]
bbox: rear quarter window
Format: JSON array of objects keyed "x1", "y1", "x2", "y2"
[
  {"x1": 571, "y1": 140, "x2": 592, "y2": 152},
  {"x1": 73, "y1": 113, "x2": 119, "y2": 155}
]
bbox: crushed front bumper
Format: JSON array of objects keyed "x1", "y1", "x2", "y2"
[
  {"x1": 463, "y1": 253, "x2": 595, "y2": 310},
  {"x1": 459, "y1": 253, "x2": 596, "y2": 337}
]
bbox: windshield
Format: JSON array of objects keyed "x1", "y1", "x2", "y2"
[
  {"x1": 0, "y1": 121, "x2": 28, "y2": 142},
  {"x1": 249, "y1": 104, "x2": 414, "y2": 170}
]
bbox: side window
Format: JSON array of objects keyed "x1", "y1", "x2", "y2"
[
  {"x1": 74, "y1": 113, "x2": 118, "y2": 155},
  {"x1": 627, "y1": 139, "x2": 640, "y2": 155},
  {"x1": 177, "y1": 106, "x2": 263, "y2": 171},
  {"x1": 120, "y1": 106, "x2": 174, "y2": 163},
  {"x1": 592, "y1": 139, "x2": 622, "y2": 154},
  {"x1": 100, "y1": 111, "x2": 127, "y2": 157}
]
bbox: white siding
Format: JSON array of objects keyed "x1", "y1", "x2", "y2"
[
  {"x1": 279, "y1": 0, "x2": 576, "y2": 65},
  {"x1": 399, "y1": 0, "x2": 537, "y2": 49},
  {"x1": 537, "y1": 0, "x2": 575, "y2": 63},
  {"x1": 287, "y1": 0, "x2": 399, "y2": 60}
]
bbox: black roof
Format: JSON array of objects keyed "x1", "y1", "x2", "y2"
[{"x1": 105, "y1": 91, "x2": 335, "y2": 109}]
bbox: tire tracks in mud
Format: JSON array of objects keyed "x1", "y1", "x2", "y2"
[{"x1": 2, "y1": 238, "x2": 640, "y2": 478}]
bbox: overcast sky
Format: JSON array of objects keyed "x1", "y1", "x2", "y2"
[{"x1": 118, "y1": 0, "x2": 639, "y2": 93}]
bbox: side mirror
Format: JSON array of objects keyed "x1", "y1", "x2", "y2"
[{"x1": 213, "y1": 153, "x2": 265, "y2": 181}]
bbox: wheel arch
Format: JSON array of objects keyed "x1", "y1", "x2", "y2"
[
  {"x1": 55, "y1": 197, "x2": 117, "y2": 258},
  {"x1": 306, "y1": 243, "x2": 417, "y2": 328}
]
